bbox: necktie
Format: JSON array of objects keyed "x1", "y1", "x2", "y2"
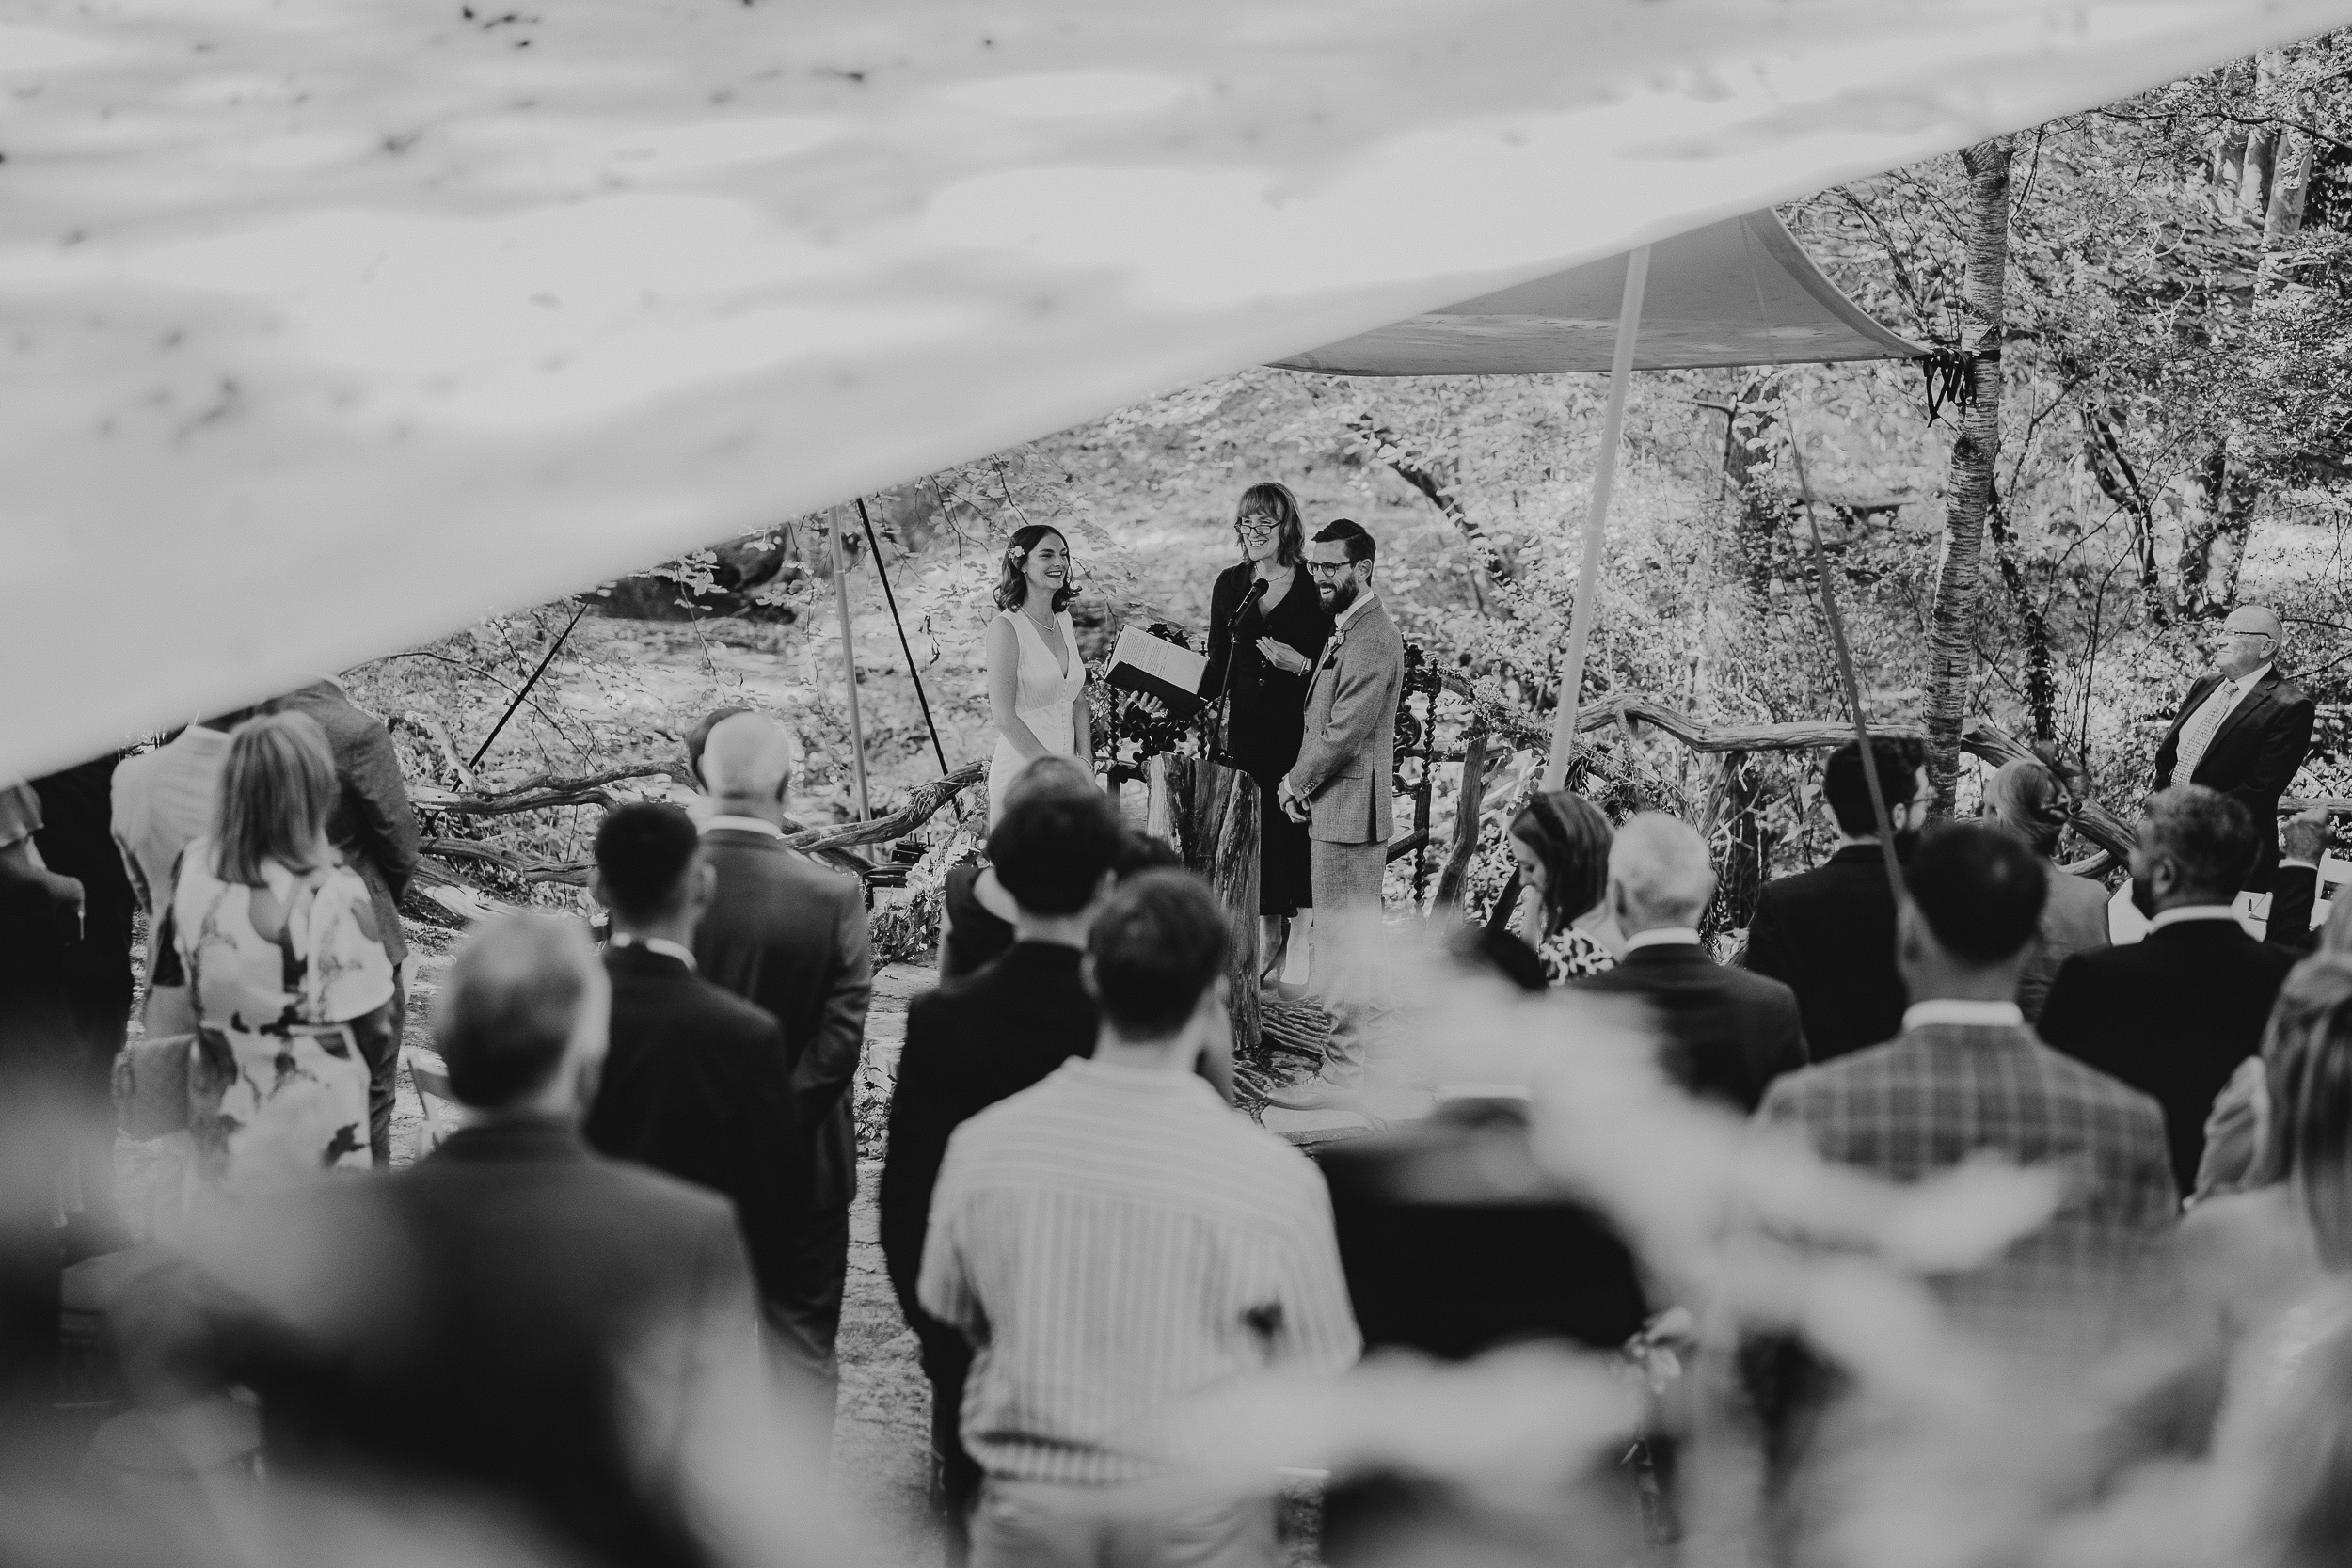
[{"x1": 2172, "y1": 678, "x2": 2241, "y2": 784}]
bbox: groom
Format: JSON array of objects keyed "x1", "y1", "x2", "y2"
[{"x1": 1273, "y1": 519, "x2": 1405, "y2": 1102}]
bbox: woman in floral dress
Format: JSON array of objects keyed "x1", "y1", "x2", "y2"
[
  {"x1": 1487, "y1": 790, "x2": 1623, "y2": 986},
  {"x1": 144, "y1": 711, "x2": 396, "y2": 1190}
]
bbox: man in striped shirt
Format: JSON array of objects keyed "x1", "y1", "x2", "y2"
[{"x1": 919, "y1": 870, "x2": 1360, "y2": 1568}]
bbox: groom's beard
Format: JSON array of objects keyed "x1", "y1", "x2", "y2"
[{"x1": 1322, "y1": 576, "x2": 1359, "y2": 616}]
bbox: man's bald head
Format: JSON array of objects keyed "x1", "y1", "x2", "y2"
[
  {"x1": 2217, "y1": 606, "x2": 2284, "y2": 679},
  {"x1": 1607, "y1": 813, "x2": 1716, "y2": 932},
  {"x1": 700, "y1": 711, "x2": 796, "y2": 806}
]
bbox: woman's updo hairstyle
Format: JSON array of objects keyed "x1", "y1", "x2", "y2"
[
  {"x1": 1510, "y1": 790, "x2": 1614, "y2": 938},
  {"x1": 1233, "y1": 482, "x2": 1307, "y2": 568},
  {"x1": 994, "y1": 525, "x2": 1076, "y2": 613}
]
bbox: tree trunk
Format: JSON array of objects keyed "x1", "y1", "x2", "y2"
[
  {"x1": 1725, "y1": 374, "x2": 1785, "y2": 604},
  {"x1": 1923, "y1": 136, "x2": 2012, "y2": 816},
  {"x1": 2175, "y1": 446, "x2": 2257, "y2": 619},
  {"x1": 1431, "y1": 731, "x2": 1492, "y2": 913},
  {"x1": 1210, "y1": 768, "x2": 1263, "y2": 1054}
]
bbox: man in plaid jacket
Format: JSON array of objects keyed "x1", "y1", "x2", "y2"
[{"x1": 1756, "y1": 822, "x2": 2178, "y2": 1352}]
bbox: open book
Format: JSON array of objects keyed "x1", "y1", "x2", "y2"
[{"x1": 1104, "y1": 626, "x2": 1209, "y2": 718}]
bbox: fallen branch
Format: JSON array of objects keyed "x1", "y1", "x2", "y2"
[
  {"x1": 411, "y1": 764, "x2": 675, "y2": 816},
  {"x1": 786, "y1": 762, "x2": 985, "y2": 853},
  {"x1": 423, "y1": 837, "x2": 592, "y2": 885}
]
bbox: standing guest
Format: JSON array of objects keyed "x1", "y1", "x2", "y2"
[
  {"x1": 919, "y1": 871, "x2": 1360, "y2": 1568},
  {"x1": 1202, "y1": 482, "x2": 1332, "y2": 987},
  {"x1": 585, "y1": 803, "x2": 802, "y2": 1368},
  {"x1": 0, "y1": 779, "x2": 83, "y2": 1065},
  {"x1": 143, "y1": 713, "x2": 396, "y2": 1186},
  {"x1": 2153, "y1": 605, "x2": 2314, "y2": 891},
  {"x1": 1740, "y1": 738, "x2": 1931, "y2": 1064},
  {"x1": 1490, "y1": 790, "x2": 1622, "y2": 985},
  {"x1": 1576, "y1": 814, "x2": 1806, "y2": 1113},
  {"x1": 936, "y1": 756, "x2": 1095, "y2": 981},
  {"x1": 691, "y1": 711, "x2": 871, "y2": 1437},
  {"x1": 1980, "y1": 757, "x2": 2109, "y2": 1022},
  {"x1": 984, "y1": 525, "x2": 1091, "y2": 827},
  {"x1": 110, "y1": 705, "x2": 255, "y2": 977},
  {"x1": 2041, "y1": 785, "x2": 2298, "y2": 1196},
  {"x1": 882, "y1": 777, "x2": 1126, "y2": 1558},
  {"x1": 270, "y1": 676, "x2": 422, "y2": 1164},
  {"x1": 1757, "y1": 823, "x2": 2177, "y2": 1351},
  {"x1": 114, "y1": 914, "x2": 779, "y2": 1568},
  {"x1": 1272, "y1": 520, "x2": 1405, "y2": 1105},
  {"x1": 2261, "y1": 807, "x2": 2331, "y2": 955}
]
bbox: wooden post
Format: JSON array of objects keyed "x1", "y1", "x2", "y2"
[
  {"x1": 1432, "y1": 730, "x2": 1492, "y2": 913},
  {"x1": 829, "y1": 507, "x2": 872, "y2": 823},
  {"x1": 1410, "y1": 698, "x2": 1436, "y2": 908},
  {"x1": 1211, "y1": 767, "x2": 1263, "y2": 1053}
]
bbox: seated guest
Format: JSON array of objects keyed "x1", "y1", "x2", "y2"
[
  {"x1": 143, "y1": 713, "x2": 396, "y2": 1185},
  {"x1": 115, "y1": 914, "x2": 772, "y2": 1568},
  {"x1": 1488, "y1": 789, "x2": 1619, "y2": 984},
  {"x1": 1757, "y1": 822, "x2": 2176, "y2": 1352},
  {"x1": 881, "y1": 776, "x2": 1126, "y2": 1555},
  {"x1": 1740, "y1": 738, "x2": 1931, "y2": 1062},
  {"x1": 2262, "y1": 807, "x2": 2332, "y2": 956},
  {"x1": 585, "y1": 804, "x2": 802, "y2": 1360},
  {"x1": 1981, "y1": 757, "x2": 2109, "y2": 1022},
  {"x1": 1575, "y1": 814, "x2": 1806, "y2": 1113},
  {"x1": 919, "y1": 871, "x2": 1359, "y2": 1568},
  {"x1": 2178, "y1": 958, "x2": 2352, "y2": 1361},
  {"x1": 692, "y1": 711, "x2": 871, "y2": 1433},
  {"x1": 2042, "y1": 786, "x2": 2299, "y2": 1196}
]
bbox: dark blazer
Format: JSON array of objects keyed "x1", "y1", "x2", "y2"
[
  {"x1": 179, "y1": 1119, "x2": 758, "y2": 1568},
  {"x1": 1203, "y1": 561, "x2": 1331, "y2": 777},
  {"x1": 587, "y1": 942, "x2": 800, "y2": 1328},
  {"x1": 1739, "y1": 843, "x2": 1907, "y2": 1065},
  {"x1": 271, "y1": 680, "x2": 421, "y2": 965},
  {"x1": 1319, "y1": 1098, "x2": 1649, "y2": 1359},
  {"x1": 2039, "y1": 916, "x2": 2298, "y2": 1195},
  {"x1": 1575, "y1": 941, "x2": 1808, "y2": 1113},
  {"x1": 693, "y1": 824, "x2": 871, "y2": 1216},
  {"x1": 2153, "y1": 668, "x2": 2314, "y2": 889},
  {"x1": 878, "y1": 942, "x2": 1096, "y2": 1371}
]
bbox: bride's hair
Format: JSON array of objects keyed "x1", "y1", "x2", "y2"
[
  {"x1": 995, "y1": 525, "x2": 1075, "y2": 613},
  {"x1": 1234, "y1": 482, "x2": 1306, "y2": 567}
]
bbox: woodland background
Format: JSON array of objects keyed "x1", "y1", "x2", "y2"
[{"x1": 344, "y1": 39, "x2": 2352, "y2": 944}]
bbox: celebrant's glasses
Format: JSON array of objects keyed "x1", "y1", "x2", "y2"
[{"x1": 1237, "y1": 515, "x2": 1278, "y2": 537}]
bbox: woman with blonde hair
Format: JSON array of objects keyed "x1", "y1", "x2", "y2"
[
  {"x1": 983, "y1": 524, "x2": 1090, "y2": 827},
  {"x1": 143, "y1": 711, "x2": 395, "y2": 1188},
  {"x1": 1982, "y1": 756, "x2": 2109, "y2": 1022}
]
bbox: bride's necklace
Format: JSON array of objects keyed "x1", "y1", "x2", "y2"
[{"x1": 1023, "y1": 601, "x2": 1058, "y2": 634}]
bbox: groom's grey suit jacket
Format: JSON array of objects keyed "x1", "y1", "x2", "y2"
[{"x1": 1285, "y1": 594, "x2": 1405, "y2": 846}]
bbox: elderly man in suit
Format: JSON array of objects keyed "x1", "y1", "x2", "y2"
[
  {"x1": 2039, "y1": 785, "x2": 2298, "y2": 1195},
  {"x1": 1273, "y1": 519, "x2": 1405, "y2": 1103},
  {"x1": 2152, "y1": 605, "x2": 2314, "y2": 890},
  {"x1": 1578, "y1": 814, "x2": 1807, "y2": 1113},
  {"x1": 692, "y1": 711, "x2": 871, "y2": 1439}
]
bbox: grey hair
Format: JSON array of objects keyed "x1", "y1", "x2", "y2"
[{"x1": 1608, "y1": 813, "x2": 1715, "y2": 927}]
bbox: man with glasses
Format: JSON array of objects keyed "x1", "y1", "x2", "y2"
[{"x1": 2152, "y1": 604, "x2": 2313, "y2": 891}]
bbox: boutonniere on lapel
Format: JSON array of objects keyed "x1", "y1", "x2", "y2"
[{"x1": 1317, "y1": 627, "x2": 1343, "y2": 675}]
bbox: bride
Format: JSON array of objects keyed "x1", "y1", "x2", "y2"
[{"x1": 984, "y1": 525, "x2": 1090, "y2": 824}]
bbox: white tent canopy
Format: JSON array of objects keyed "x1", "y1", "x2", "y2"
[
  {"x1": 1273, "y1": 210, "x2": 1924, "y2": 375},
  {"x1": 6, "y1": 0, "x2": 2350, "y2": 780}
]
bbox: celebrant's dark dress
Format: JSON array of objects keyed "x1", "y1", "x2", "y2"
[{"x1": 1204, "y1": 560, "x2": 1331, "y2": 917}]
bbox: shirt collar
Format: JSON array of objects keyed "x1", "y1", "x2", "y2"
[
  {"x1": 1623, "y1": 927, "x2": 1702, "y2": 952},
  {"x1": 1903, "y1": 999, "x2": 2025, "y2": 1031},
  {"x1": 608, "y1": 931, "x2": 697, "y2": 972},
  {"x1": 2235, "y1": 662, "x2": 2273, "y2": 695},
  {"x1": 2149, "y1": 904, "x2": 2243, "y2": 931},
  {"x1": 1333, "y1": 590, "x2": 1378, "y2": 633},
  {"x1": 702, "y1": 814, "x2": 784, "y2": 839}
]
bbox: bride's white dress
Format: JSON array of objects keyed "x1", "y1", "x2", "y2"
[{"x1": 987, "y1": 607, "x2": 1088, "y2": 825}]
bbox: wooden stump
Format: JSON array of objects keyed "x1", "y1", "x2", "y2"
[
  {"x1": 1210, "y1": 766, "x2": 1263, "y2": 1054},
  {"x1": 1432, "y1": 730, "x2": 1492, "y2": 913}
]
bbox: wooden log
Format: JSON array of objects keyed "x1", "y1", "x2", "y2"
[
  {"x1": 1432, "y1": 730, "x2": 1492, "y2": 912},
  {"x1": 1211, "y1": 767, "x2": 1263, "y2": 1054},
  {"x1": 786, "y1": 762, "x2": 983, "y2": 852}
]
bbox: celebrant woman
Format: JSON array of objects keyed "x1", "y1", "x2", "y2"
[
  {"x1": 985, "y1": 525, "x2": 1091, "y2": 826},
  {"x1": 1203, "y1": 482, "x2": 1332, "y2": 987}
]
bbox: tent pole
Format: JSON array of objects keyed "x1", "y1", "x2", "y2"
[
  {"x1": 829, "y1": 506, "x2": 873, "y2": 823},
  {"x1": 1541, "y1": 243, "x2": 1650, "y2": 791}
]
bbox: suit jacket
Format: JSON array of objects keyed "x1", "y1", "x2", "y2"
[
  {"x1": 587, "y1": 943, "x2": 802, "y2": 1329},
  {"x1": 693, "y1": 824, "x2": 872, "y2": 1216},
  {"x1": 1739, "y1": 843, "x2": 1907, "y2": 1065},
  {"x1": 1574, "y1": 942, "x2": 1808, "y2": 1113},
  {"x1": 1757, "y1": 1023, "x2": 2177, "y2": 1349},
  {"x1": 171, "y1": 1118, "x2": 760, "y2": 1568},
  {"x1": 2017, "y1": 868, "x2": 2112, "y2": 1024},
  {"x1": 878, "y1": 942, "x2": 1096, "y2": 1376},
  {"x1": 2039, "y1": 917, "x2": 2297, "y2": 1195},
  {"x1": 1319, "y1": 1098, "x2": 1649, "y2": 1360},
  {"x1": 1285, "y1": 594, "x2": 1404, "y2": 846},
  {"x1": 2152, "y1": 668, "x2": 2314, "y2": 889},
  {"x1": 270, "y1": 681, "x2": 422, "y2": 965}
]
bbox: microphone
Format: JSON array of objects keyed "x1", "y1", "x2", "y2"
[{"x1": 1230, "y1": 577, "x2": 1269, "y2": 628}]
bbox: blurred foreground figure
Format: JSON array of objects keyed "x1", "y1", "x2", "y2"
[
  {"x1": 692, "y1": 712, "x2": 871, "y2": 1436},
  {"x1": 920, "y1": 871, "x2": 1360, "y2": 1568},
  {"x1": 117, "y1": 914, "x2": 779, "y2": 1568},
  {"x1": 1759, "y1": 823, "x2": 2177, "y2": 1352},
  {"x1": 2040, "y1": 785, "x2": 2297, "y2": 1196},
  {"x1": 1576, "y1": 814, "x2": 1805, "y2": 1113}
]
